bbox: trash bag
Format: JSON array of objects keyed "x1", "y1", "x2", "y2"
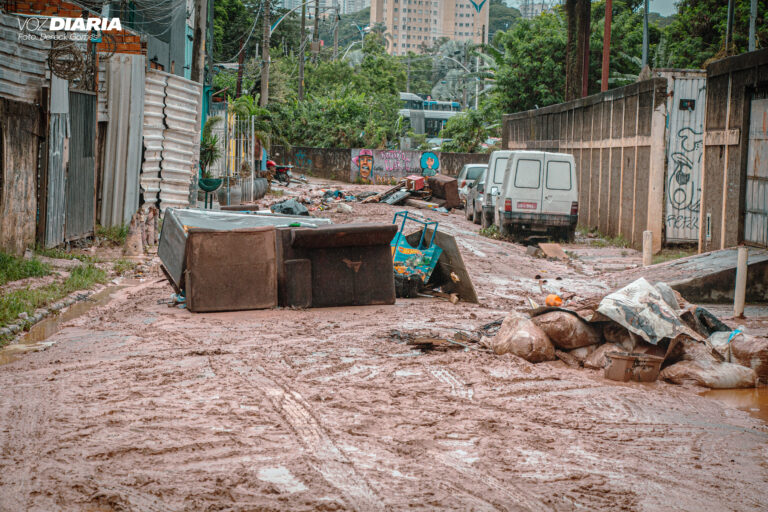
[
  {"x1": 678, "y1": 337, "x2": 720, "y2": 363},
  {"x1": 270, "y1": 198, "x2": 309, "y2": 216},
  {"x1": 660, "y1": 360, "x2": 756, "y2": 389},
  {"x1": 532, "y1": 311, "x2": 601, "y2": 349},
  {"x1": 694, "y1": 307, "x2": 732, "y2": 335},
  {"x1": 583, "y1": 343, "x2": 624, "y2": 369},
  {"x1": 484, "y1": 311, "x2": 555, "y2": 363},
  {"x1": 708, "y1": 331, "x2": 735, "y2": 361},
  {"x1": 731, "y1": 334, "x2": 768, "y2": 382}
]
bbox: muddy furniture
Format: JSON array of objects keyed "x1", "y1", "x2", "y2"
[
  {"x1": 277, "y1": 224, "x2": 398, "y2": 308},
  {"x1": 184, "y1": 227, "x2": 278, "y2": 312}
]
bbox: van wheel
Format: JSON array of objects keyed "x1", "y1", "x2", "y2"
[
  {"x1": 465, "y1": 201, "x2": 474, "y2": 221},
  {"x1": 473, "y1": 209, "x2": 481, "y2": 225},
  {"x1": 482, "y1": 212, "x2": 491, "y2": 230}
]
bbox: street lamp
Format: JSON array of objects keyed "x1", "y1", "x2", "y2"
[
  {"x1": 440, "y1": 56, "x2": 480, "y2": 110},
  {"x1": 351, "y1": 22, "x2": 369, "y2": 45},
  {"x1": 342, "y1": 40, "x2": 361, "y2": 60}
]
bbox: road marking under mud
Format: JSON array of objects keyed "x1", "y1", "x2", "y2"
[
  {"x1": 429, "y1": 367, "x2": 473, "y2": 400},
  {"x1": 226, "y1": 358, "x2": 385, "y2": 511}
]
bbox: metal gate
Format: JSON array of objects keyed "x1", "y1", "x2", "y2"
[
  {"x1": 745, "y1": 89, "x2": 768, "y2": 247},
  {"x1": 65, "y1": 91, "x2": 96, "y2": 241},
  {"x1": 665, "y1": 77, "x2": 706, "y2": 242}
]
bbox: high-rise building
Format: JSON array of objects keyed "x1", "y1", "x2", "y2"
[
  {"x1": 342, "y1": 0, "x2": 371, "y2": 14},
  {"x1": 370, "y1": 0, "x2": 489, "y2": 56}
]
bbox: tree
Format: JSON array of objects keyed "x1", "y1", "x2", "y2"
[
  {"x1": 565, "y1": 0, "x2": 591, "y2": 101},
  {"x1": 662, "y1": 0, "x2": 767, "y2": 68},
  {"x1": 488, "y1": 0, "x2": 521, "y2": 40}
]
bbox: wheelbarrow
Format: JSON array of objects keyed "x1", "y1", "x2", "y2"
[{"x1": 391, "y1": 211, "x2": 442, "y2": 285}]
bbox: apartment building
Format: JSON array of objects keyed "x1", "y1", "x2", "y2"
[{"x1": 370, "y1": 0, "x2": 489, "y2": 55}]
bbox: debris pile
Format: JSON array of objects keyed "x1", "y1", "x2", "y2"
[
  {"x1": 481, "y1": 277, "x2": 766, "y2": 389},
  {"x1": 361, "y1": 174, "x2": 460, "y2": 212}
]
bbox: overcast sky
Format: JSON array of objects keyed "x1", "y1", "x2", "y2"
[{"x1": 509, "y1": 0, "x2": 679, "y2": 17}]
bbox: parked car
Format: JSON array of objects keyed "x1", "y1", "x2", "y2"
[
  {"x1": 494, "y1": 151, "x2": 578, "y2": 241},
  {"x1": 456, "y1": 163, "x2": 488, "y2": 205},
  {"x1": 480, "y1": 150, "x2": 514, "y2": 229},
  {"x1": 464, "y1": 173, "x2": 485, "y2": 224}
]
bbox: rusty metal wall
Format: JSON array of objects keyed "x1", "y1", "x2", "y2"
[
  {"x1": 100, "y1": 54, "x2": 146, "y2": 227},
  {"x1": 0, "y1": 11, "x2": 50, "y2": 105},
  {"x1": 141, "y1": 71, "x2": 166, "y2": 207},
  {"x1": 501, "y1": 79, "x2": 669, "y2": 251},
  {"x1": 744, "y1": 89, "x2": 768, "y2": 247},
  {"x1": 0, "y1": 98, "x2": 41, "y2": 255},
  {"x1": 663, "y1": 74, "x2": 707, "y2": 242},
  {"x1": 65, "y1": 91, "x2": 96, "y2": 241}
]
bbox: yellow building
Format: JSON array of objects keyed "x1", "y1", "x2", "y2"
[{"x1": 370, "y1": 0, "x2": 489, "y2": 55}]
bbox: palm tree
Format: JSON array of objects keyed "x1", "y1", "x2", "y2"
[{"x1": 200, "y1": 116, "x2": 223, "y2": 179}]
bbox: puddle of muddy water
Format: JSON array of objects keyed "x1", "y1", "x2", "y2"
[
  {"x1": 0, "y1": 286, "x2": 123, "y2": 365},
  {"x1": 703, "y1": 388, "x2": 768, "y2": 423}
]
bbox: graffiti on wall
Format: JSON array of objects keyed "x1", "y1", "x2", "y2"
[
  {"x1": 351, "y1": 149, "x2": 442, "y2": 184},
  {"x1": 666, "y1": 126, "x2": 703, "y2": 232}
]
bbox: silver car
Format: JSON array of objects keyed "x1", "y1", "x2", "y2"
[
  {"x1": 464, "y1": 173, "x2": 486, "y2": 225},
  {"x1": 457, "y1": 164, "x2": 488, "y2": 205}
]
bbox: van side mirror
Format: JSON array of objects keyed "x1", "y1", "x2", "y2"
[{"x1": 491, "y1": 186, "x2": 499, "y2": 196}]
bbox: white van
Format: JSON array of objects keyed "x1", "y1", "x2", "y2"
[
  {"x1": 492, "y1": 151, "x2": 579, "y2": 241},
  {"x1": 480, "y1": 150, "x2": 515, "y2": 229}
]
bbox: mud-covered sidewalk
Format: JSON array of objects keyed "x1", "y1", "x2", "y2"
[{"x1": 1, "y1": 179, "x2": 767, "y2": 511}]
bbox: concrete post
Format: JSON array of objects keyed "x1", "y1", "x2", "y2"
[
  {"x1": 646, "y1": 87, "x2": 667, "y2": 253},
  {"x1": 734, "y1": 246, "x2": 748, "y2": 318},
  {"x1": 642, "y1": 231, "x2": 652, "y2": 266}
]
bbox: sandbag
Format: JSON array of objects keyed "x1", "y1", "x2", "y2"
[
  {"x1": 583, "y1": 343, "x2": 624, "y2": 369},
  {"x1": 531, "y1": 311, "x2": 602, "y2": 349},
  {"x1": 660, "y1": 360, "x2": 756, "y2": 389},
  {"x1": 568, "y1": 344, "x2": 599, "y2": 363},
  {"x1": 678, "y1": 337, "x2": 720, "y2": 363},
  {"x1": 708, "y1": 331, "x2": 734, "y2": 361},
  {"x1": 731, "y1": 334, "x2": 768, "y2": 382},
  {"x1": 485, "y1": 312, "x2": 555, "y2": 363}
]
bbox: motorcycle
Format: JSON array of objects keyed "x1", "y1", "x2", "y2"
[{"x1": 274, "y1": 164, "x2": 293, "y2": 185}]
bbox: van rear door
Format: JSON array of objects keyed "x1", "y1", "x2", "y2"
[
  {"x1": 485, "y1": 154, "x2": 509, "y2": 207},
  {"x1": 510, "y1": 157, "x2": 543, "y2": 213},
  {"x1": 541, "y1": 157, "x2": 574, "y2": 214}
]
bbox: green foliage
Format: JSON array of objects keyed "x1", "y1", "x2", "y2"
[
  {"x1": 200, "y1": 116, "x2": 223, "y2": 178},
  {"x1": 113, "y1": 259, "x2": 138, "y2": 276},
  {"x1": 661, "y1": 0, "x2": 768, "y2": 68},
  {"x1": 652, "y1": 248, "x2": 696, "y2": 265},
  {"x1": 440, "y1": 109, "x2": 487, "y2": 153},
  {"x1": 488, "y1": 0, "x2": 521, "y2": 40},
  {"x1": 35, "y1": 247, "x2": 100, "y2": 264},
  {"x1": 0, "y1": 264, "x2": 107, "y2": 329},
  {"x1": 95, "y1": 225, "x2": 129, "y2": 247},
  {"x1": 479, "y1": 224, "x2": 506, "y2": 240},
  {"x1": 0, "y1": 253, "x2": 51, "y2": 287}
]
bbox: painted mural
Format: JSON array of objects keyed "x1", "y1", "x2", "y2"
[{"x1": 351, "y1": 149, "x2": 442, "y2": 184}]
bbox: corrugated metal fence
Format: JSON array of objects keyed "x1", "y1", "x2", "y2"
[
  {"x1": 66, "y1": 91, "x2": 97, "y2": 241},
  {"x1": 0, "y1": 11, "x2": 50, "y2": 104},
  {"x1": 141, "y1": 69, "x2": 202, "y2": 211}
]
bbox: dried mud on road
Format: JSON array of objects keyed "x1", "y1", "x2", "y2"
[{"x1": 1, "y1": 180, "x2": 767, "y2": 511}]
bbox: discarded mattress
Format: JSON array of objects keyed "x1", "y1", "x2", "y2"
[{"x1": 159, "y1": 208, "x2": 331, "y2": 290}]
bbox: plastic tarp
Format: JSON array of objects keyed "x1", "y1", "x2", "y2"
[
  {"x1": 159, "y1": 208, "x2": 332, "y2": 289},
  {"x1": 596, "y1": 278, "x2": 705, "y2": 345}
]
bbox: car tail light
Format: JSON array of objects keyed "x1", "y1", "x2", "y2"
[
  {"x1": 504, "y1": 199, "x2": 512, "y2": 212},
  {"x1": 571, "y1": 201, "x2": 579, "y2": 216}
]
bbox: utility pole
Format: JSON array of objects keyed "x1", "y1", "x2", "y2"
[
  {"x1": 725, "y1": 0, "x2": 735, "y2": 56},
  {"x1": 299, "y1": 0, "x2": 306, "y2": 100},
  {"x1": 236, "y1": 37, "x2": 245, "y2": 97},
  {"x1": 476, "y1": 24, "x2": 484, "y2": 109},
  {"x1": 333, "y1": 4, "x2": 339, "y2": 60},
  {"x1": 260, "y1": 0, "x2": 271, "y2": 107},
  {"x1": 641, "y1": 0, "x2": 648, "y2": 68},
  {"x1": 190, "y1": 0, "x2": 207, "y2": 83},
  {"x1": 406, "y1": 58, "x2": 410, "y2": 93},
  {"x1": 601, "y1": 0, "x2": 612, "y2": 92},
  {"x1": 580, "y1": 0, "x2": 590, "y2": 98},
  {"x1": 749, "y1": 0, "x2": 757, "y2": 52},
  {"x1": 312, "y1": 0, "x2": 320, "y2": 63}
]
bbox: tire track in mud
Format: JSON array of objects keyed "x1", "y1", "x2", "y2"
[
  {"x1": 214, "y1": 355, "x2": 385, "y2": 511},
  {"x1": 428, "y1": 367, "x2": 474, "y2": 400}
]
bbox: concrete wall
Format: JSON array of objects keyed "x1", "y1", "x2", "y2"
[
  {"x1": 502, "y1": 79, "x2": 668, "y2": 251},
  {"x1": 271, "y1": 146, "x2": 489, "y2": 183},
  {"x1": 699, "y1": 48, "x2": 768, "y2": 251},
  {"x1": 0, "y1": 98, "x2": 41, "y2": 255}
]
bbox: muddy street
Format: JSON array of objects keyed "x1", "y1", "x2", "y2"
[{"x1": 1, "y1": 180, "x2": 767, "y2": 511}]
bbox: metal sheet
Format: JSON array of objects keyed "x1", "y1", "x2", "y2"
[
  {"x1": 744, "y1": 91, "x2": 768, "y2": 247},
  {"x1": 97, "y1": 60, "x2": 108, "y2": 122},
  {"x1": 665, "y1": 75, "x2": 706, "y2": 242},
  {"x1": 66, "y1": 91, "x2": 96, "y2": 241},
  {"x1": 0, "y1": 12, "x2": 50, "y2": 104},
  {"x1": 44, "y1": 114, "x2": 69, "y2": 247},
  {"x1": 100, "y1": 54, "x2": 146, "y2": 227},
  {"x1": 141, "y1": 71, "x2": 167, "y2": 206}
]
